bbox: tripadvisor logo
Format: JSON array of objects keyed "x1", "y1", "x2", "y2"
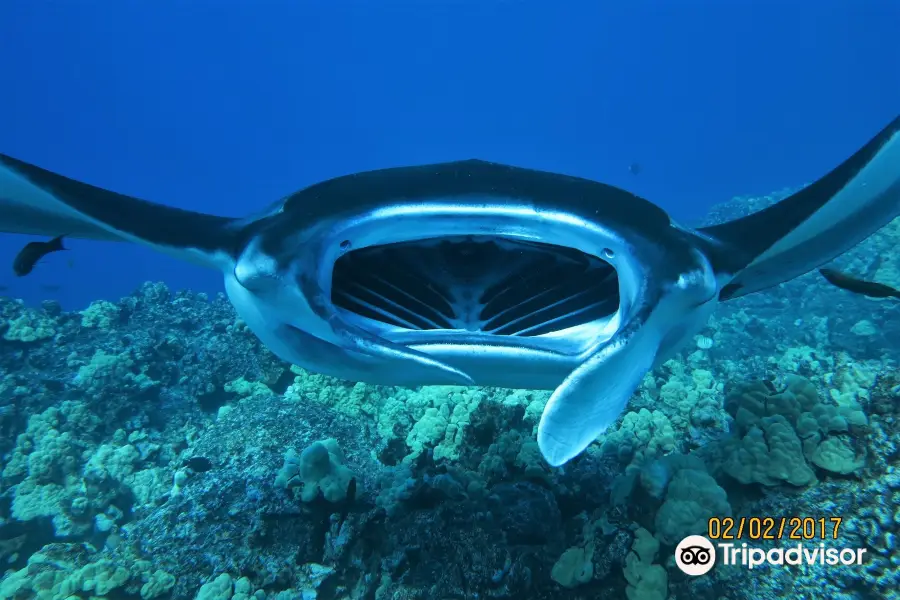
[
  {"x1": 675, "y1": 535, "x2": 868, "y2": 576},
  {"x1": 675, "y1": 535, "x2": 716, "y2": 576}
]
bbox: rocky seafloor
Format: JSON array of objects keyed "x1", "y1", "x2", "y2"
[{"x1": 0, "y1": 193, "x2": 899, "y2": 600}]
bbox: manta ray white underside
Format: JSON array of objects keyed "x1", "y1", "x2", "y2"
[{"x1": 1, "y1": 114, "x2": 898, "y2": 465}]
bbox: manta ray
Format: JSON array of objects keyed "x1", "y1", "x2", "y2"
[{"x1": 1, "y1": 115, "x2": 898, "y2": 466}]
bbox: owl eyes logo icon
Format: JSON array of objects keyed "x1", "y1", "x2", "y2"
[{"x1": 675, "y1": 535, "x2": 717, "y2": 576}]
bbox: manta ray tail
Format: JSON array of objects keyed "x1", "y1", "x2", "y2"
[
  {"x1": 0, "y1": 153, "x2": 240, "y2": 269},
  {"x1": 700, "y1": 114, "x2": 900, "y2": 300}
]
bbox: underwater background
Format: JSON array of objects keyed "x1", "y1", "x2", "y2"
[{"x1": 2, "y1": 2, "x2": 900, "y2": 600}]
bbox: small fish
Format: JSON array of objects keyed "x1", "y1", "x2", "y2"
[
  {"x1": 182, "y1": 456, "x2": 214, "y2": 472},
  {"x1": 819, "y1": 268, "x2": 900, "y2": 299},
  {"x1": 13, "y1": 235, "x2": 66, "y2": 276},
  {"x1": 628, "y1": 162, "x2": 642, "y2": 176},
  {"x1": 40, "y1": 284, "x2": 62, "y2": 293},
  {"x1": 695, "y1": 335, "x2": 714, "y2": 350}
]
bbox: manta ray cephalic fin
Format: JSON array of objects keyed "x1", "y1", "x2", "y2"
[
  {"x1": 537, "y1": 307, "x2": 659, "y2": 467},
  {"x1": 324, "y1": 312, "x2": 476, "y2": 386},
  {"x1": 536, "y1": 242, "x2": 722, "y2": 467}
]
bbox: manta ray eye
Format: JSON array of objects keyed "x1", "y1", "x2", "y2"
[
  {"x1": 603, "y1": 248, "x2": 615, "y2": 259},
  {"x1": 340, "y1": 240, "x2": 352, "y2": 250}
]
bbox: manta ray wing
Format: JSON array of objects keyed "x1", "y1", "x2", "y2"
[
  {"x1": 700, "y1": 114, "x2": 900, "y2": 300},
  {"x1": 0, "y1": 153, "x2": 239, "y2": 269}
]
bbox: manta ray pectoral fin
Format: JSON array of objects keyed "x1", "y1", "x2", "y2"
[
  {"x1": 701, "y1": 114, "x2": 900, "y2": 300},
  {"x1": 537, "y1": 308, "x2": 658, "y2": 467},
  {"x1": 0, "y1": 153, "x2": 239, "y2": 270}
]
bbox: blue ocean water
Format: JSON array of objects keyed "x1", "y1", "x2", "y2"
[
  {"x1": 1, "y1": 2, "x2": 898, "y2": 309},
  {"x1": 2, "y1": 3, "x2": 900, "y2": 600}
]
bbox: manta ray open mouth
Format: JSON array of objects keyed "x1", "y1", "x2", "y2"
[{"x1": 331, "y1": 236, "x2": 619, "y2": 337}]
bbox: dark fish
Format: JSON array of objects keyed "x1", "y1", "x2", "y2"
[
  {"x1": 819, "y1": 268, "x2": 900, "y2": 299},
  {"x1": 182, "y1": 456, "x2": 214, "y2": 472},
  {"x1": 628, "y1": 162, "x2": 642, "y2": 175},
  {"x1": 13, "y1": 235, "x2": 66, "y2": 276},
  {"x1": 40, "y1": 284, "x2": 62, "y2": 292}
]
